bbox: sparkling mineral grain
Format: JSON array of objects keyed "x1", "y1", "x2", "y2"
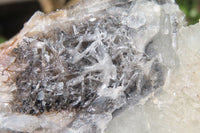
[{"x1": 0, "y1": 0, "x2": 198, "y2": 133}]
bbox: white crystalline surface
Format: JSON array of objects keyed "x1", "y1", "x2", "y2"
[
  {"x1": 105, "y1": 23, "x2": 200, "y2": 133},
  {"x1": 0, "y1": 0, "x2": 197, "y2": 133}
]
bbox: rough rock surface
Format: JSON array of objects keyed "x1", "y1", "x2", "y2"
[{"x1": 0, "y1": 0, "x2": 188, "y2": 133}]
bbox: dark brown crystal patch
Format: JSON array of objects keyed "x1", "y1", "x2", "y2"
[{"x1": 10, "y1": 30, "x2": 101, "y2": 114}]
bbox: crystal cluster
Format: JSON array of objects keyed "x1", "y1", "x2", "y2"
[{"x1": 0, "y1": 0, "x2": 187, "y2": 132}]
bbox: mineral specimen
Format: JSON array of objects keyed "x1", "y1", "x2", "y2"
[{"x1": 0, "y1": 0, "x2": 193, "y2": 133}]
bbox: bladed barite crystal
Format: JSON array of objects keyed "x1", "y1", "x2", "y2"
[{"x1": 0, "y1": 0, "x2": 189, "y2": 133}]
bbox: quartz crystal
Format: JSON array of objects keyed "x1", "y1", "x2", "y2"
[{"x1": 0, "y1": 0, "x2": 198, "y2": 133}]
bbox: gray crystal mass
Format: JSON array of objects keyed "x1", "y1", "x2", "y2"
[{"x1": 0, "y1": 0, "x2": 185, "y2": 132}]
